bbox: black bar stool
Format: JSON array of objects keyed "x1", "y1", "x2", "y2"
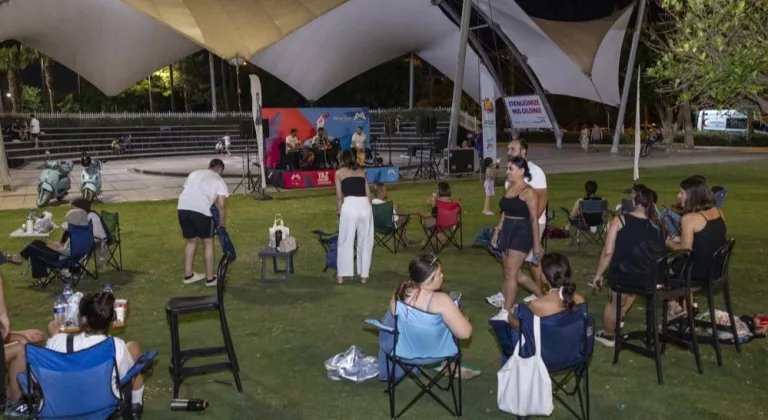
[{"x1": 166, "y1": 253, "x2": 242, "y2": 398}]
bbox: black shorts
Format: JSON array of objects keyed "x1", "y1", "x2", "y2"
[
  {"x1": 497, "y1": 218, "x2": 533, "y2": 254},
  {"x1": 178, "y1": 210, "x2": 214, "y2": 239}
]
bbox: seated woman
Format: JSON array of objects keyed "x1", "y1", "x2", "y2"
[
  {"x1": 591, "y1": 186, "x2": 666, "y2": 346},
  {"x1": 6, "y1": 209, "x2": 90, "y2": 286},
  {"x1": 5, "y1": 329, "x2": 46, "y2": 414},
  {"x1": 666, "y1": 176, "x2": 727, "y2": 311},
  {"x1": 415, "y1": 181, "x2": 457, "y2": 228},
  {"x1": 489, "y1": 253, "x2": 586, "y2": 368},
  {"x1": 46, "y1": 292, "x2": 145, "y2": 419},
  {"x1": 377, "y1": 254, "x2": 472, "y2": 380},
  {"x1": 569, "y1": 180, "x2": 601, "y2": 219},
  {"x1": 371, "y1": 183, "x2": 409, "y2": 242},
  {"x1": 70, "y1": 198, "x2": 108, "y2": 244}
]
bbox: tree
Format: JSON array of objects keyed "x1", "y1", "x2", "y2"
[
  {"x1": 21, "y1": 86, "x2": 43, "y2": 112},
  {"x1": 40, "y1": 55, "x2": 55, "y2": 112},
  {"x1": 648, "y1": 0, "x2": 768, "y2": 115},
  {"x1": 0, "y1": 45, "x2": 38, "y2": 112},
  {"x1": 0, "y1": 121, "x2": 10, "y2": 191}
]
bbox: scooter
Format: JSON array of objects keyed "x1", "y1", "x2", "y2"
[
  {"x1": 81, "y1": 160, "x2": 103, "y2": 202},
  {"x1": 37, "y1": 152, "x2": 73, "y2": 208}
]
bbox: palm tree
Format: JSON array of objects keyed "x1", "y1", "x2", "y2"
[
  {"x1": 0, "y1": 45, "x2": 38, "y2": 112},
  {"x1": 40, "y1": 54, "x2": 55, "y2": 112}
]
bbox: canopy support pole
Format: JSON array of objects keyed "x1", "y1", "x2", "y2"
[
  {"x1": 209, "y1": 51, "x2": 217, "y2": 113},
  {"x1": 447, "y1": 0, "x2": 473, "y2": 152},
  {"x1": 611, "y1": 0, "x2": 647, "y2": 154},
  {"x1": 409, "y1": 53, "x2": 415, "y2": 109}
]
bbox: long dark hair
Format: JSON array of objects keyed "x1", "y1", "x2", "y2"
[
  {"x1": 509, "y1": 157, "x2": 532, "y2": 181},
  {"x1": 395, "y1": 254, "x2": 440, "y2": 302},
  {"x1": 680, "y1": 176, "x2": 715, "y2": 213},
  {"x1": 338, "y1": 150, "x2": 359, "y2": 170},
  {"x1": 541, "y1": 253, "x2": 576, "y2": 312},
  {"x1": 78, "y1": 292, "x2": 115, "y2": 334},
  {"x1": 634, "y1": 185, "x2": 667, "y2": 238},
  {"x1": 584, "y1": 180, "x2": 598, "y2": 198}
]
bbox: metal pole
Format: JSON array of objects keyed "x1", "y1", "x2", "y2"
[
  {"x1": 448, "y1": 0, "x2": 473, "y2": 153},
  {"x1": 208, "y1": 51, "x2": 217, "y2": 113},
  {"x1": 147, "y1": 76, "x2": 153, "y2": 112},
  {"x1": 611, "y1": 0, "x2": 647, "y2": 154},
  {"x1": 408, "y1": 53, "x2": 415, "y2": 109}
]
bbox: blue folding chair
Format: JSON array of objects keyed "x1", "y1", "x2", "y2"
[
  {"x1": 211, "y1": 204, "x2": 236, "y2": 262},
  {"x1": 490, "y1": 304, "x2": 595, "y2": 420},
  {"x1": 45, "y1": 222, "x2": 96, "y2": 288},
  {"x1": 714, "y1": 188, "x2": 728, "y2": 208},
  {"x1": 365, "y1": 301, "x2": 462, "y2": 419},
  {"x1": 18, "y1": 337, "x2": 157, "y2": 420}
]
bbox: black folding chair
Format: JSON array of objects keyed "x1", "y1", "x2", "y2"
[{"x1": 563, "y1": 200, "x2": 608, "y2": 250}]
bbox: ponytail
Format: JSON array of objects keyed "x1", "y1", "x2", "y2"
[
  {"x1": 559, "y1": 283, "x2": 577, "y2": 312},
  {"x1": 541, "y1": 252, "x2": 578, "y2": 312}
]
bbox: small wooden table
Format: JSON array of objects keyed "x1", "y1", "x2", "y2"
[
  {"x1": 258, "y1": 247, "x2": 295, "y2": 284},
  {"x1": 10, "y1": 228, "x2": 53, "y2": 278}
]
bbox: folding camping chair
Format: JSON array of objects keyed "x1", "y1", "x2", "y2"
[
  {"x1": 101, "y1": 211, "x2": 123, "y2": 271},
  {"x1": 714, "y1": 188, "x2": 728, "y2": 208},
  {"x1": 373, "y1": 201, "x2": 410, "y2": 254},
  {"x1": 421, "y1": 200, "x2": 462, "y2": 254},
  {"x1": 45, "y1": 222, "x2": 96, "y2": 288},
  {"x1": 490, "y1": 304, "x2": 594, "y2": 420},
  {"x1": 311, "y1": 230, "x2": 339, "y2": 272},
  {"x1": 364, "y1": 300, "x2": 462, "y2": 419},
  {"x1": 561, "y1": 200, "x2": 608, "y2": 250},
  {"x1": 18, "y1": 337, "x2": 157, "y2": 420}
]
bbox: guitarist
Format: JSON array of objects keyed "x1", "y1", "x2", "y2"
[
  {"x1": 285, "y1": 128, "x2": 301, "y2": 170},
  {"x1": 312, "y1": 128, "x2": 331, "y2": 169}
]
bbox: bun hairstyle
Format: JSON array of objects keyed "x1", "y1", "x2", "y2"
[
  {"x1": 541, "y1": 253, "x2": 577, "y2": 312},
  {"x1": 509, "y1": 157, "x2": 532, "y2": 182},
  {"x1": 633, "y1": 185, "x2": 667, "y2": 238},
  {"x1": 78, "y1": 292, "x2": 115, "y2": 334},
  {"x1": 395, "y1": 254, "x2": 441, "y2": 302}
]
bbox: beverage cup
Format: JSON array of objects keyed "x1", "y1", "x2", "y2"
[{"x1": 114, "y1": 299, "x2": 127, "y2": 323}]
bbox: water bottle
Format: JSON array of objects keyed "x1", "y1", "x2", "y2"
[
  {"x1": 53, "y1": 297, "x2": 66, "y2": 324},
  {"x1": 62, "y1": 283, "x2": 73, "y2": 303},
  {"x1": 103, "y1": 284, "x2": 114, "y2": 295},
  {"x1": 170, "y1": 399, "x2": 208, "y2": 411}
]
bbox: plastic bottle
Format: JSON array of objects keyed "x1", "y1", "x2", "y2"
[
  {"x1": 53, "y1": 297, "x2": 66, "y2": 324},
  {"x1": 103, "y1": 284, "x2": 114, "y2": 295},
  {"x1": 62, "y1": 283, "x2": 73, "y2": 303},
  {"x1": 169, "y1": 399, "x2": 209, "y2": 411}
]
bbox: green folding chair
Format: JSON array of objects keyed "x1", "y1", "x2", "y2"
[
  {"x1": 100, "y1": 210, "x2": 123, "y2": 271},
  {"x1": 373, "y1": 201, "x2": 409, "y2": 254}
]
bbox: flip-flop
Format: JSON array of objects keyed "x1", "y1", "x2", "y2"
[{"x1": 1, "y1": 253, "x2": 22, "y2": 266}]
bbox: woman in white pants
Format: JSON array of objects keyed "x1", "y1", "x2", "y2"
[{"x1": 335, "y1": 150, "x2": 374, "y2": 285}]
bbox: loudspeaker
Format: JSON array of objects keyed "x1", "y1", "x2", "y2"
[
  {"x1": 239, "y1": 120, "x2": 254, "y2": 139},
  {"x1": 434, "y1": 132, "x2": 448, "y2": 152},
  {"x1": 444, "y1": 149, "x2": 475, "y2": 175},
  {"x1": 417, "y1": 116, "x2": 437, "y2": 134}
]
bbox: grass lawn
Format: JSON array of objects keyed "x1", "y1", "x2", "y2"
[{"x1": 1, "y1": 161, "x2": 767, "y2": 420}]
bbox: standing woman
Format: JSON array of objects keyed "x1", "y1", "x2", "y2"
[
  {"x1": 335, "y1": 150, "x2": 374, "y2": 285},
  {"x1": 491, "y1": 157, "x2": 543, "y2": 318}
]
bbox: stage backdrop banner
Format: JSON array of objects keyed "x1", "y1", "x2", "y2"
[
  {"x1": 480, "y1": 68, "x2": 498, "y2": 161},
  {"x1": 282, "y1": 169, "x2": 337, "y2": 189},
  {"x1": 365, "y1": 166, "x2": 400, "y2": 184},
  {"x1": 250, "y1": 75, "x2": 266, "y2": 190},
  {"x1": 504, "y1": 95, "x2": 553, "y2": 129},
  {"x1": 262, "y1": 108, "x2": 370, "y2": 168}
]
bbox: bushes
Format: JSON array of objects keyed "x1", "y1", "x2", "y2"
[{"x1": 509, "y1": 130, "x2": 768, "y2": 147}]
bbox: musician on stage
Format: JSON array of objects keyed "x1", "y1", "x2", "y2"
[
  {"x1": 312, "y1": 128, "x2": 331, "y2": 169},
  {"x1": 351, "y1": 126, "x2": 367, "y2": 167},
  {"x1": 285, "y1": 128, "x2": 301, "y2": 170}
]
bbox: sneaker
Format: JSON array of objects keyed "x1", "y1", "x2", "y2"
[
  {"x1": 595, "y1": 330, "x2": 615, "y2": 348},
  {"x1": 485, "y1": 292, "x2": 505, "y2": 308},
  {"x1": 130, "y1": 403, "x2": 143, "y2": 420},
  {"x1": 183, "y1": 272, "x2": 205, "y2": 284},
  {"x1": 5, "y1": 401, "x2": 31, "y2": 417},
  {"x1": 204, "y1": 277, "x2": 218, "y2": 287},
  {"x1": 483, "y1": 210, "x2": 495, "y2": 216},
  {"x1": 491, "y1": 309, "x2": 509, "y2": 321},
  {"x1": 523, "y1": 294, "x2": 537, "y2": 303}
]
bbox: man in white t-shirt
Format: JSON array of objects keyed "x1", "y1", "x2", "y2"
[
  {"x1": 45, "y1": 292, "x2": 145, "y2": 419},
  {"x1": 285, "y1": 128, "x2": 301, "y2": 170},
  {"x1": 505, "y1": 138, "x2": 549, "y2": 288},
  {"x1": 351, "y1": 126, "x2": 366, "y2": 166},
  {"x1": 177, "y1": 159, "x2": 229, "y2": 286},
  {"x1": 222, "y1": 133, "x2": 232, "y2": 156},
  {"x1": 29, "y1": 114, "x2": 40, "y2": 148}
]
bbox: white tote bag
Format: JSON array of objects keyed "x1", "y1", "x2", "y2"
[
  {"x1": 268, "y1": 214, "x2": 290, "y2": 244},
  {"x1": 497, "y1": 315, "x2": 554, "y2": 416}
]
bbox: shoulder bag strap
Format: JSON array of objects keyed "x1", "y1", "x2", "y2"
[
  {"x1": 66, "y1": 334, "x2": 75, "y2": 354},
  {"x1": 533, "y1": 315, "x2": 543, "y2": 358}
]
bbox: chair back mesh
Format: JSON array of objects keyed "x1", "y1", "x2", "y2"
[{"x1": 393, "y1": 301, "x2": 458, "y2": 361}]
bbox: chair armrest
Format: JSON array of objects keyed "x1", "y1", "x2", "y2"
[
  {"x1": 363, "y1": 319, "x2": 394, "y2": 333},
  {"x1": 119, "y1": 351, "x2": 158, "y2": 387}
]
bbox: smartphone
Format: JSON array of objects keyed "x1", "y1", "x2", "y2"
[{"x1": 449, "y1": 291, "x2": 462, "y2": 307}]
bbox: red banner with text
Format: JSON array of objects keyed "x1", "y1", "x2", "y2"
[{"x1": 281, "y1": 169, "x2": 337, "y2": 189}]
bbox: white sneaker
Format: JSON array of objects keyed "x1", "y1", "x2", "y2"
[
  {"x1": 595, "y1": 330, "x2": 616, "y2": 348},
  {"x1": 485, "y1": 292, "x2": 505, "y2": 308},
  {"x1": 491, "y1": 309, "x2": 509, "y2": 321},
  {"x1": 205, "y1": 277, "x2": 218, "y2": 287},
  {"x1": 483, "y1": 210, "x2": 495, "y2": 216},
  {"x1": 523, "y1": 295, "x2": 537, "y2": 303},
  {"x1": 183, "y1": 273, "x2": 205, "y2": 284}
]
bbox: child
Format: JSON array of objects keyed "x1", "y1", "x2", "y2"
[{"x1": 482, "y1": 157, "x2": 498, "y2": 215}]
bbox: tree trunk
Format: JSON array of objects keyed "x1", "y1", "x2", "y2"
[
  {"x1": 182, "y1": 80, "x2": 190, "y2": 112},
  {"x1": 169, "y1": 65, "x2": 175, "y2": 112},
  {"x1": 220, "y1": 58, "x2": 229, "y2": 112},
  {"x1": 682, "y1": 102, "x2": 694, "y2": 148},
  {"x1": 0, "y1": 121, "x2": 12, "y2": 191},
  {"x1": 7, "y1": 70, "x2": 20, "y2": 112},
  {"x1": 655, "y1": 103, "x2": 679, "y2": 144},
  {"x1": 42, "y1": 56, "x2": 55, "y2": 112},
  {"x1": 746, "y1": 111, "x2": 754, "y2": 144}
]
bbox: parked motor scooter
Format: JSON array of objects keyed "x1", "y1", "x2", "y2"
[
  {"x1": 81, "y1": 159, "x2": 103, "y2": 202},
  {"x1": 37, "y1": 151, "x2": 73, "y2": 208}
]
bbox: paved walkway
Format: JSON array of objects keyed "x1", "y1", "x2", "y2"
[{"x1": 0, "y1": 145, "x2": 765, "y2": 210}]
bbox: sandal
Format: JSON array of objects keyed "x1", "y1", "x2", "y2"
[
  {"x1": 360, "y1": 277, "x2": 368, "y2": 285},
  {"x1": 336, "y1": 277, "x2": 344, "y2": 286},
  {"x1": 5, "y1": 254, "x2": 22, "y2": 265}
]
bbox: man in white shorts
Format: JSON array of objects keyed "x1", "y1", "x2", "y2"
[{"x1": 489, "y1": 138, "x2": 548, "y2": 309}]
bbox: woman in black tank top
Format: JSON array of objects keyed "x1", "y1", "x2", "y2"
[{"x1": 591, "y1": 187, "x2": 665, "y2": 345}]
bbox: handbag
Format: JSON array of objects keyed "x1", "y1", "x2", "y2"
[
  {"x1": 269, "y1": 214, "x2": 290, "y2": 246},
  {"x1": 278, "y1": 236, "x2": 297, "y2": 253},
  {"x1": 497, "y1": 315, "x2": 554, "y2": 416}
]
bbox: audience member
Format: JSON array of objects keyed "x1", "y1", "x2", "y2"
[
  {"x1": 569, "y1": 180, "x2": 601, "y2": 219},
  {"x1": 482, "y1": 157, "x2": 498, "y2": 216},
  {"x1": 335, "y1": 150, "x2": 373, "y2": 285}
]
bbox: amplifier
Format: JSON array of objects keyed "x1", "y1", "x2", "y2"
[{"x1": 443, "y1": 149, "x2": 475, "y2": 175}]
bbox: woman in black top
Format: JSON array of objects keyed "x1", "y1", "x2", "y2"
[
  {"x1": 335, "y1": 151, "x2": 373, "y2": 285},
  {"x1": 591, "y1": 186, "x2": 666, "y2": 346},
  {"x1": 491, "y1": 158, "x2": 542, "y2": 315}
]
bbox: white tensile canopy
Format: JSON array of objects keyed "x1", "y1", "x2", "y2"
[{"x1": 476, "y1": 0, "x2": 634, "y2": 105}]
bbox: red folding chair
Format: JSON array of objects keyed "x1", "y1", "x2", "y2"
[{"x1": 421, "y1": 200, "x2": 463, "y2": 254}]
